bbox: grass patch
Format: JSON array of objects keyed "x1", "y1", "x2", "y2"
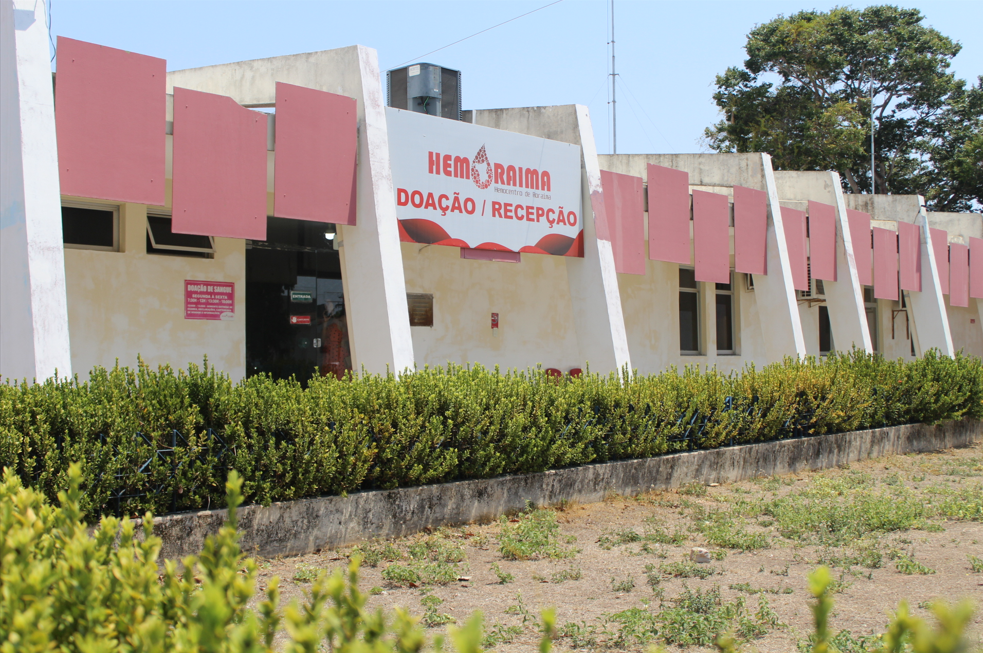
[
  {"x1": 498, "y1": 507, "x2": 577, "y2": 560},
  {"x1": 895, "y1": 553, "x2": 935, "y2": 575},
  {"x1": 658, "y1": 586, "x2": 775, "y2": 647},
  {"x1": 381, "y1": 561, "x2": 460, "y2": 587},
  {"x1": 551, "y1": 565, "x2": 582, "y2": 583},
  {"x1": 610, "y1": 575, "x2": 636, "y2": 592},
  {"x1": 729, "y1": 582, "x2": 793, "y2": 595},
  {"x1": 483, "y1": 622, "x2": 522, "y2": 648},
  {"x1": 420, "y1": 592, "x2": 455, "y2": 627},
  {"x1": 969, "y1": 555, "x2": 983, "y2": 573},
  {"x1": 658, "y1": 560, "x2": 720, "y2": 579},
  {"x1": 348, "y1": 540, "x2": 402, "y2": 567},
  {"x1": 292, "y1": 565, "x2": 320, "y2": 583}
]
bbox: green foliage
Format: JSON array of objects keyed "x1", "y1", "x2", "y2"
[
  {"x1": 802, "y1": 566, "x2": 974, "y2": 653},
  {"x1": 704, "y1": 5, "x2": 981, "y2": 211},
  {"x1": 658, "y1": 560, "x2": 720, "y2": 579},
  {"x1": 2, "y1": 352, "x2": 981, "y2": 523},
  {"x1": 969, "y1": 555, "x2": 983, "y2": 573},
  {"x1": 895, "y1": 553, "x2": 935, "y2": 576},
  {"x1": 2, "y1": 473, "x2": 977, "y2": 653},
  {"x1": 658, "y1": 586, "x2": 771, "y2": 647},
  {"x1": 489, "y1": 562, "x2": 514, "y2": 584},
  {"x1": 497, "y1": 506, "x2": 577, "y2": 561}
]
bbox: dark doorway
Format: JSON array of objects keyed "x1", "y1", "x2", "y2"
[{"x1": 246, "y1": 217, "x2": 350, "y2": 384}]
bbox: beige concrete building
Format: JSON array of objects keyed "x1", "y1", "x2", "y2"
[{"x1": 2, "y1": 11, "x2": 980, "y2": 384}]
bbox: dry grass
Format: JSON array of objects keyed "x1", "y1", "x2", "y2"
[{"x1": 254, "y1": 440, "x2": 983, "y2": 652}]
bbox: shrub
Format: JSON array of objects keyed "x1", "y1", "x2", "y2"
[
  {"x1": 0, "y1": 470, "x2": 976, "y2": 652},
  {"x1": 1, "y1": 350, "x2": 980, "y2": 522}
]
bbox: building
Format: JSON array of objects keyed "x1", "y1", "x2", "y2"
[{"x1": 2, "y1": 0, "x2": 981, "y2": 384}]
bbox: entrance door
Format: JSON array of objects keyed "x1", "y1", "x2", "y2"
[{"x1": 245, "y1": 218, "x2": 350, "y2": 384}]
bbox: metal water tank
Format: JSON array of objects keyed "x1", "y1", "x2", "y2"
[{"x1": 387, "y1": 63, "x2": 461, "y2": 120}]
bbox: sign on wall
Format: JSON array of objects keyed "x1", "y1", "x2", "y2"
[
  {"x1": 185, "y1": 280, "x2": 235, "y2": 320},
  {"x1": 386, "y1": 108, "x2": 584, "y2": 257}
]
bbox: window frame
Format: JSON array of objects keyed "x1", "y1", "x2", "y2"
[
  {"x1": 863, "y1": 286, "x2": 879, "y2": 353},
  {"x1": 715, "y1": 273, "x2": 736, "y2": 355},
  {"x1": 146, "y1": 210, "x2": 216, "y2": 258},
  {"x1": 61, "y1": 200, "x2": 120, "y2": 252},
  {"x1": 679, "y1": 267, "x2": 702, "y2": 355}
]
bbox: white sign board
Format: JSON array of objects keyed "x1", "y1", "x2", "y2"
[{"x1": 386, "y1": 108, "x2": 583, "y2": 257}]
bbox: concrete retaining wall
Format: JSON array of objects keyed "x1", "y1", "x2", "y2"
[{"x1": 154, "y1": 419, "x2": 981, "y2": 559}]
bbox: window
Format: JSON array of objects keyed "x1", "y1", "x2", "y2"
[
  {"x1": 407, "y1": 293, "x2": 433, "y2": 327},
  {"x1": 62, "y1": 203, "x2": 118, "y2": 251},
  {"x1": 819, "y1": 306, "x2": 834, "y2": 355},
  {"x1": 716, "y1": 275, "x2": 735, "y2": 354},
  {"x1": 147, "y1": 212, "x2": 215, "y2": 258},
  {"x1": 864, "y1": 286, "x2": 878, "y2": 353},
  {"x1": 679, "y1": 268, "x2": 700, "y2": 354}
]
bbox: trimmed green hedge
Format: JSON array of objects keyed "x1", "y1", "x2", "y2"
[{"x1": 1, "y1": 350, "x2": 980, "y2": 522}]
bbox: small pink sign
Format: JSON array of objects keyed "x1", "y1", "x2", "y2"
[{"x1": 185, "y1": 280, "x2": 235, "y2": 320}]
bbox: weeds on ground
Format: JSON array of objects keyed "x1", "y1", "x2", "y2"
[
  {"x1": 490, "y1": 562, "x2": 513, "y2": 584},
  {"x1": 482, "y1": 622, "x2": 522, "y2": 648},
  {"x1": 558, "y1": 621, "x2": 601, "y2": 648},
  {"x1": 658, "y1": 560, "x2": 720, "y2": 579},
  {"x1": 679, "y1": 481, "x2": 708, "y2": 496},
  {"x1": 293, "y1": 564, "x2": 319, "y2": 583},
  {"x1": 420, "y1": 591, "x2": 455, "y2": 627},
  {"x1": 658, "y1": 586, "x2": 776, "y2": 647},
  {"x1": 969, "y1": 554, "x2": 983, "y2": 573},
  {"x1": 817, "y1": 542, "x2": 883, "y2": 570},
  {"x1": 550, "y1": 565, "x2": 582, "y2": 583},
  {"x1": 347, "y1": 540, "x2": 402, "y2": 567},
  {"x1": 895, "y1": 553, "x2": 936, "y2": 575},
  {"x1": 610, "y1": 576, "x2": 635, "y2": 592},
  {"x1": 498, "y1": 506, "x2": 578, "y2": 560},
  {"x1": 729, "y1": 582, "x2": 793, "y2": 595},
  {"x1": 381, "y1": 532, "x2": 467, "y2": 587}
]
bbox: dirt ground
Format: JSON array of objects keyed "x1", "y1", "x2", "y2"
[{"x1": 252, "y1": 440, "x2": 983, "y2": 652}]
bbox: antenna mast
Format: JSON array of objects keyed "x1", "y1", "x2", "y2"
[{"x1": 611, "y1": 0, "x2": 617, "y2": 154}]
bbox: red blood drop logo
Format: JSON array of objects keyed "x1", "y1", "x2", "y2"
[{"x1": 471, "y1": 144, "x2": 493, "y2": 189}]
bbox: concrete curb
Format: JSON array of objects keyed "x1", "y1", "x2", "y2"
[{"x1": 154, "y1": 419, "x2": 981, "y2": 559}]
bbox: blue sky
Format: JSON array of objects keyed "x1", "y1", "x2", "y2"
[{"x1": 48, "y1": 0, "x2": 983, "y2": 155}]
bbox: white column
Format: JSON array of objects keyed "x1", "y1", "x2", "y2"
[
  {"x1": 907, "y1": 204, "x2": 954, "y2": 356},
  {"x1": 335, "y1": 46, "x2": 414, "y2": 375},
  {"x1": 755, "y1": 154, "x2": 807, "y2": 358},
  {"x1": 827, "y1": 172, "x2": 873, "y2": 352},
  {"x1": 566, "y1": 104, "x2": 631, "y2": 375},
  {"x1": 0, "y1": 0, "x2": 72, "y2": 381}
]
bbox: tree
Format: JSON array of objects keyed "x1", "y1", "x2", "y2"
[{"x1": 704, "y1": 5, "x2": 982, "y2": 211}]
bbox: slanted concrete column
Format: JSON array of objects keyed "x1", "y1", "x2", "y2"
[
  {"x1": 335, "y1": 47, "x2": 414, "y2": 375},
  {"x1": 907, "y1": 205, "x2": 954, "y2": 356},
  {"x1": 827, "y1": 173, "x2": 873, "y2": 352},
  {"x1": 757, "y1": 154, "x2": 807, "y2": 358},
  {"x1": 166, "y1": 45, "x2": 414, "y2": 375},
  {"x1": 567, "y1": 105, "x2": 631, "y2": 375},
  {"x1": 0, "y1": 0, "x2": 72, "y2": 381}
]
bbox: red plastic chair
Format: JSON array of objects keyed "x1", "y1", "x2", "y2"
[
  {"x1": 568, "y1": 368, "x2": 583, "y2": 378},
  {"x1": 545, "y1": 368, "x2": 563, "y2": 379}
]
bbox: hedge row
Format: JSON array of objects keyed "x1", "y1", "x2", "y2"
[{"x1": 1, "y1": 350, "x2": 980, "y2": 522}]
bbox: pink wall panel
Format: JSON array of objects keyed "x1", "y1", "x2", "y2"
[
  {"x1": 273, "y1": 82, "x2": 357, "y2": 225},
  {"x1": 897, "y1": 221, "x2": 921, "y2": 292},
  {"x1": 872, "y1": 227, "x2": 899, "y2": 301},
  {"x1": 55, "y1": 37, "x2": 165, "y2": 205},
  {"x1": 847, "y1": 210, "x2": 872, "y2": 287},
  {"x1": 970, "y1": 237, "x2": 983, "y2": 299},
  {"x1": 647, "y1": 164, "x2": 691, "y2": 264},
  {"x1": 931, "y1": 228, "x2": 950, "y2": 295},
  {"x1": 600, "y1": 170, "x2": 646, "y2": 275},
  {"x1": 949, "y1": 243, "x2": 969, "y2": 307},
  {"x1": 733, "y1": 186, "x2": 767, "y2": 275},
  {"x1": 693, "y1": 190, "x2": 731, "y2": 284},
  {"x1": 782, "y1": 207, "x2": 808, "y2": 291},
  {"x1": 171, "y1": 88, "x2": 267, "y2": 240},
  {"x1": 807, "y1": 201, "x2": 836, "y2": 281}
]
